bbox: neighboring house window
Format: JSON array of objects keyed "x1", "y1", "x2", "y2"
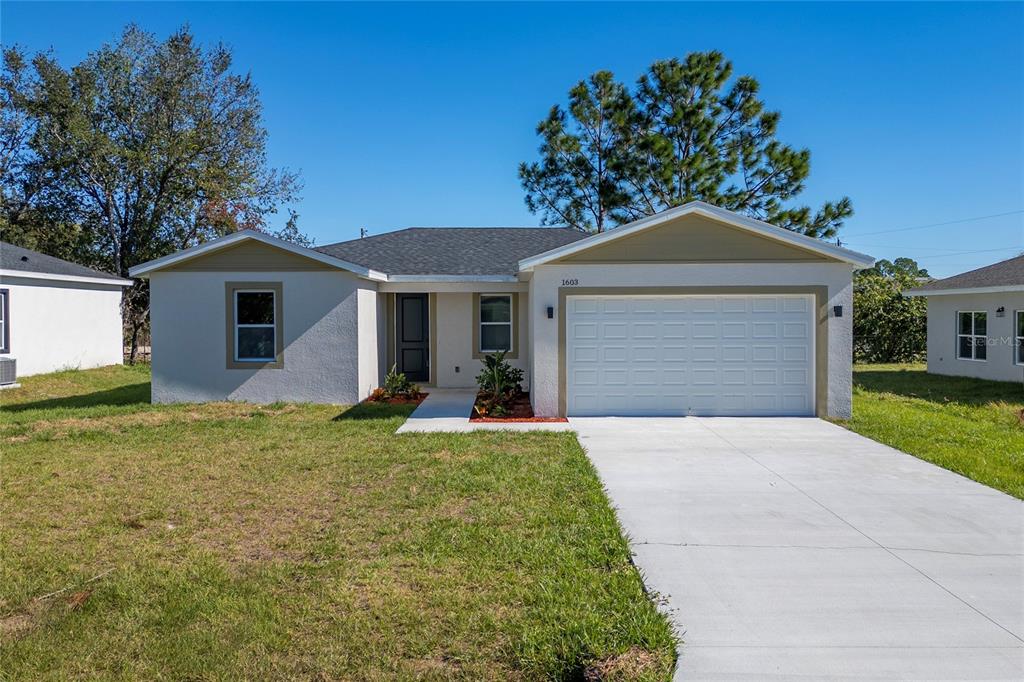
[
  {"x1": 1017, "y1": 311, "x2": 1024, "y2": 365},
  {"x1": 226, "y1": 282, "x2": 283, "y2": 369},
  {"x1": 956, "y1": 311, "x2": 987, "y2": 361},
  {"x1": 0, "y1": 289, "x2": 8, "y2": 354},
  {"x1": 479, "y1": 294, "x2": 513, "y2": 353}
]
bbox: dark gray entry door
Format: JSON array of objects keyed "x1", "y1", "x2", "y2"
[{"x1": 396, "y1": 294, "x2": 429, "y2": 382}]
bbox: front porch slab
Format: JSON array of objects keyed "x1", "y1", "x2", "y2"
[{"x1": 396, "y1": 389, "x2": 574, "y2": 433}]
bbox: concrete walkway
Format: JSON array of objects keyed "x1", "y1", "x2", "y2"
[
  {"x1": 396, "y1": 389, "x2": 573, "y2": 433},
  {"x1": 572, "y1": 416, "x2": 1024, "y2": 681}
]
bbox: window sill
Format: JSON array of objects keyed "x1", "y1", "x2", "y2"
[{"x1": 227, "y1": 358, "x2": 284, "y2": 370}]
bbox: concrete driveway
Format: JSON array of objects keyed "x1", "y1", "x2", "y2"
[{"x1": 572, "y1": 417, "x2": 1024, "y2": 681}]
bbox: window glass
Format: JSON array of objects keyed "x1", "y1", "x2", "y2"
[
  {"x1": 480, "y1": 296, "x2": 511, "y2": 323},
  {"x1": 1018, "y1": 342, "x2": 1024, "y2": 365},
  {"x1": 958, "y1": 336, "x2": 973, "y2": 360},
  {"x1": 481, "y1": 324, "x2": 511, "y2": 352},
  {"x1": 973, "y1": 312, "x2": 987, "y2": 336},
  {"x1": 235, "y1": 290, "x2": 276, "y2": 361},
  {"x1": 975, "y1": 339, "x2": 987, "y2": 360},
  {"x1": 238, "y1": 327, "x2": 275, "y2": 360},
  {"x1": 1017, "y1": 311, "x2": 1024, "y2": 338},
  {"x1": 958, "y1": 312, "x2": 973, "y2": 335},
  {"x1": 237, "y1": 292, "x2": 275, "y2": 324}
]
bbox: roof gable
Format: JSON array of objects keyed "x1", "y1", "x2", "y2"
[
  {"x1": 519, "y1": 202, "x2": 874, "y2": 270},
  {"x1": 555, "y1": 213, "x2": 841, "y2": 264},
  {"x1": 129, "y1": 231, "x2": 387, "y2": 280},
  {"x1": 162, "y1": 239, "x2": 336, "y2": 272}
]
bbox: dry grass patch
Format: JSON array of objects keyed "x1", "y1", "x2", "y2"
[{"x1": 1, "y1": 365, "x2": 676, "y2": 680}]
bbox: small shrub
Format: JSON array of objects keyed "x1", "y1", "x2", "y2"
[
  {"x1": 474, "y1": 351, "x2": 523, "y2": 417},
  {"x1": 380, "y1": 364, "x2": 419, "y2": 399}
]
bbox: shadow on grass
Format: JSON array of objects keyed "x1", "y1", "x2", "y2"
[
  {"x1": 1, "y1": 382, "x2": 151, "y2": 413},
  {"x1": 332, "y1": 402, "x2": 417, "y2": 422},
  {"x1": 854, "y1": 369, "x2": 1024, "y2": 408}
]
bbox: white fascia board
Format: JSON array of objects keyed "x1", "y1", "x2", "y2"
[
  {"x1": 128, "y1": 230, "x2": 387, "y2": 281},
  {"x1": 385, "y1": 274, "x2": 520, "y2": 283},
  {"x1": 517, "y1": 201, "x2": 875, "y2": 271},
  {"x1": 905, "y1": 284, "x2": 1024, "y2": 297},
  {"x1": 0, "y1": 269, "x2": 132, "y2": 287}
]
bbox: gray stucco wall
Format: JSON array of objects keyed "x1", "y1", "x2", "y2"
[
  {"x1": 926, "y1": 292, "x2": 1024, "y2": 383},
  {"x1": 150, "y1": 270, "x2": 377, "y2": 404},
  {"x1": 433, "y1": 291, "x2": 530, "y2": 389}
]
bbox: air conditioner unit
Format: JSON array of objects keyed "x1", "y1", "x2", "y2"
[{"x1": 0, "y1": 357, "x2": 16, "y2": 385}]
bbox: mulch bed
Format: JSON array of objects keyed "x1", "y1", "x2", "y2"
[
  {"x1": 469, "y1": 391, "x2": 568, "y2": 423},
  {"x1": 366, "y1": 392, "x2": 428, "y2": 406}
]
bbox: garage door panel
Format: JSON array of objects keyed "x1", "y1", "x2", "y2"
[
  {"x1": 692, "y1": 346, "x2": 718, "y2": 362},
  {"x1": 567, "y1": 295, "x2": 814, "y2": 417},
  {"x1": 602, "y1": 345, "x2": 628, "y2": 362}
]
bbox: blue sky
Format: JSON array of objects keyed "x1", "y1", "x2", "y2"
[{"x1": 4, "y1": 2, "x2": 1022, "y2": 277}]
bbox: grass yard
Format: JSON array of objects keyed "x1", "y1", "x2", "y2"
[
  {"x1": 842, "y1": 363, "x2": 1024, "y2": 500},
  {"x1": 0, "y1": 365, "x2": 675, "y2": 680}
]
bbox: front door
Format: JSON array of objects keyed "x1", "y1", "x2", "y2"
[{"x1": 396, "y1": 293, "x2": 429, "y2": 382}]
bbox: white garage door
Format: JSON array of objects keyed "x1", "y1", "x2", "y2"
[{"x1": 566, "y1": 295, "x2": 815, "y2": 416}]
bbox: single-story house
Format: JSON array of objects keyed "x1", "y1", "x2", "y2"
[
  {"x1": 0, "y1": 241, "x2": 131, "y2": 378},
  {"x1": 130, "y1": 202, "x2": 874, "y2": 417},
  {"x1": 906, "y1": 254, "x2": 1024, "y2": 383}
]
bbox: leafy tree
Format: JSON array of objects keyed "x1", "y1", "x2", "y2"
[
  {"x1": 520, "y1": 51, "x2": 852, "y2": 237},
  {"x1": 853, "y1": 258, "x2": 929, "y2": 363},
  {"x1": 1, "y1": 25, "x2": 304, "y2": 360}
]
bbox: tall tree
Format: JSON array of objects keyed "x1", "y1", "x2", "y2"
[
  {"x1": 853, "y1": 258, "x2": 929, "y2": 363},
  {"x1": 518, "y1": 72, "x2": 633, "y2": 233},
  {"x1": 1, "y1": 25, "x2": 304, "y2": 359},
  {"x1": 520, "y1": 51, "x2": 852, "y2": 238}
]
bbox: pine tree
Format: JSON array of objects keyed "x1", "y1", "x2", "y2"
[{"x1": 520, "y1": 51, "x2": 852, "y2": 238}]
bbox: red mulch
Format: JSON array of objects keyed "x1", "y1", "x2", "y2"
[
  {"x1": 366, "y1": 392, "x2": 428, "y2": 406},
  {"x1": 469, "y1": 391, "x2": 568, "y2": 423}
]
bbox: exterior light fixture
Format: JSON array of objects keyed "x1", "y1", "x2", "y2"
[
  {"x1": 547, "y1": 306, "x2": 554, "y2": 319},
  {"x1": 833, "y1": 305, "x2": 843, "y2": 318}
]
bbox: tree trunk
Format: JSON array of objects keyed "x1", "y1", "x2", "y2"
[{"x1": 128, "y1": 320, "x2": 140, "y2": 365}]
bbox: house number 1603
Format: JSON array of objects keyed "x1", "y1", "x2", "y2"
[{"x1": 561, "y1": 278, "x2": 579, "y2": 286}]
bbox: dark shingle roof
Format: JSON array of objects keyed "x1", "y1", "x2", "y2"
[
  {"x1": 316, "y1": 227, "x2": 589, "y2": 276},
  {"x1": 0, "y1": 241, "x2": 123, "y2": 280},
  {"x1": 913, "y1": 254, "x2": 1024, "y2": 292}
]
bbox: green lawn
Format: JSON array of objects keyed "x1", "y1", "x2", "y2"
[
  {"x1": 842, "y1": 363, "x2": 1024, "y2": 500},
  {"x1": 0, "y1": 365, "x2": 675, "y2": 680}
]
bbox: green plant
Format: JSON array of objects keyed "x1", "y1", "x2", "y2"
[
  {"x1": 382, "y1": 364, "x2": 418, "y2": 399},
  {"x1": 474, "y1": 351, "x2": 523, "y2": 417}
]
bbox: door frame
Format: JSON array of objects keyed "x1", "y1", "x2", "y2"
[{"x1": 387, "y1": 293, "x2": 436, "y2": 385}]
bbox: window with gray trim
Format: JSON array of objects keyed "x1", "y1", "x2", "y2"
[
  {"x1": 0, "y1": 289, "x2": 8, "y2": 354},
  {"x1": 234, "y1": 290, "x2": 276, "y2": 361},
  {"x1": 479, "y1": 294, "x2": 512, "y2": 353},
  {"x1": 956, "y1": 311, "x2": 986, "y2": 361}
]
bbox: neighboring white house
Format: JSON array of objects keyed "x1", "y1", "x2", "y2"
[
  {"x1": 907, "y1": 254, "x2": 1024, "y2": 383},
  {"x1": 130, "y1": 202, "x2": 875, "y2": 418},
  {"x1": 0, "y1": 241, "x2": 132, "y2": 378}
]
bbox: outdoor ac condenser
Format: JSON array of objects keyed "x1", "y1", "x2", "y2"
[{"x1": 0, "y1": 357, "x2": 16, "y2": 385}]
